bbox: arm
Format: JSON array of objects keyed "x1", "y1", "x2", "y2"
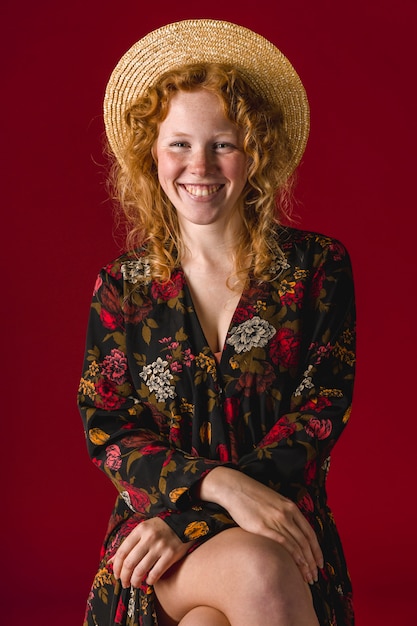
[
  {"x1": 239, "y1": 240, "x2": 355, "y2": 488},
  {"x1": 196, "y1": 239, "x2": 354, "y2": 582},
  {"x1": 78, "y1": 266, "x2": 235, "y2": 538}
]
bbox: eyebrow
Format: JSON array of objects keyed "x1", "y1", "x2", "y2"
[{"x1": 161, "y1": 129, "x2": 238, "y2": 137}]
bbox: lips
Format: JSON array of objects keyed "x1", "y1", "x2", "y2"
[{"x1": 182, "y1": 184, "x2": 223, "y2": 197}]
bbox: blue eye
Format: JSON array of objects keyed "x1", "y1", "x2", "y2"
[{"x1": 214, "y1": 142, "x2": 235, "y2": 151}]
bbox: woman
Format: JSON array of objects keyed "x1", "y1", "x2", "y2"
[{"x1": 78, "y1": 19, "x2": 355, "y2": 626}]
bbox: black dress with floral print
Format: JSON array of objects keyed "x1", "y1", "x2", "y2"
[{"x1": 78, "y1": 226, "x2": 356, "y2": 626}]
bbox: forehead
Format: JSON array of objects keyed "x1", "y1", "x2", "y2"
[{"x1": 159, "y1": 89, "x2": 236, "y2": 131}]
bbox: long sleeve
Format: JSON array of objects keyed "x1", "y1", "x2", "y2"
[
  {"x1": 78, "y1": 265, "x2": 235, "y2": 541},
  {"x1": 237, "y1": 239, "x2": 355, "y2": 489}
]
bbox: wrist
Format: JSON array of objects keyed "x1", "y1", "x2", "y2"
[{"x1": 198, "y1": 466, "x2": 239, "y2": 507}]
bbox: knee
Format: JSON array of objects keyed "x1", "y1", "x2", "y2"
[
  {"x1": 179, "y1": 606, "x2": 230, "y2": 626},
  {"x1": 229, "y1": 532, "x2": 302, "y2": 599}
]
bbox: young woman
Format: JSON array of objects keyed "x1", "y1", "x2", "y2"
[{"x1": 78, "y1": 19, "x2": 355, "y2": 626}]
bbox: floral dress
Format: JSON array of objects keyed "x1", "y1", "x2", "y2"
[{"x1": 78, "y1": 226, "x2": 356, "y2": 626}]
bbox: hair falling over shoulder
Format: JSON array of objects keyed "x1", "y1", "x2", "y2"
[{"x1": 108, "y1": 63, "x2": 296, "y2": 285}]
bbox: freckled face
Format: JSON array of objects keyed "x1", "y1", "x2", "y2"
[{"x1": 153, "y1": 89, "x2": 248, "y2": 228}]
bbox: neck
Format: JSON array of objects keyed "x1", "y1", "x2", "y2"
[{"x1": 179, "y1": 216, "x2": 244, "y2": 265}]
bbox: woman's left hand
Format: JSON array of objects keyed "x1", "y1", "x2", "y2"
[{"x1": 109, "y1": 517, "x2": 193, "y2": 588}]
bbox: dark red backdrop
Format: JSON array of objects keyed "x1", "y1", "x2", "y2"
[{"x1": 2, "y1": 1, "x2": 416, "y2": 624}]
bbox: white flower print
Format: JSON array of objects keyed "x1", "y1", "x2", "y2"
[
  {"x1": 127, "y1": 586, "x2": 136, "y2": 618},
  {"x1": 140, "y1": 357, "x2": 176, "y2": 402},
  {"x1": 227, "y1": 316, "x2": 276, "y2": 354},
  {"x1": 269, "y1": 254, "x2": 290, "y2": 278},
  {"x1": 294, "y1": 364, "x2": 314, "y2": 396},
  {"x1": 121, "y1": 258, "x2": 151, "y2": 284},
  {"x1": 120, "y1": 490, "x2": 135, "y2": 512}
]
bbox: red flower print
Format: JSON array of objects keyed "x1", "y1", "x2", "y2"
[
  {"x1": 100, "y1": 307, "x2": 121, "y2": 330},
  {"x1": 100, "y1": 283, "x2": 123, "y2": 329},
  {"x1": 122, "y1": 296, "x2": 152, "y2": 325},
  {"x1": 120, "y1": 430, "x2": 160, "y2": 447},
  {"x1": 93, "y1": 274, "x2": 103, "y2": 296},
  {"x1": 328, "y1": 240, "x2": 346, "y2": 261},
  {"x1": 114, "y1": 598, "x2": 127, "y2": 624},
  {"x1": 269, "y1": 327, "x2": 301, "y2": 368},
  {"x1": 105, "y1": 444, "x2": 122, "y2": 471},
  {"x1": 311, "y1": 266, "x2": 325, "y2": 300},
  {"x1": 216, "y1": 443, "x2": 231, "y2": 462},
  {"x1": 255, "y1": 362, "x2": 276, "y2": 393},
  {"x1": 280, "y1": 280, "x2": 305, "y2": 306},
  {"x1": 223, "y1": 397, "x2": 240, "y2": 425},
  {"x1": 151, "y1": 272, "x2": 184, "y2": 301},
  {"x1": 139, "y1": 444, "x2": 168, "y2": 455},
  {"x1": 301, "y1": 396, "x2": 332, "y2": 413},
  {"x1": 236, "y1": 363, "x2": 276, "y2": 396},
  {"x1": 233, "y1": 306, "x2": 255, "y2": 324},
  {"x1": 95, "y1": 378, "x2": 124, "y2": 409},
  {"x1": 260, "y1": 416, "x2": 297, "y2": 446},
  {"x1": 305, "y1": 418, "x2": 332, "y2": 440},
  {"x1": 105, "y1": 263, "x2": 123, "y2": 280},
  {"x1": 119, "y1": 481, "x2": 151, "y2": 513},
  {"x1": 101, "y1": 348, "x2": 128, "y2": 385},
  {"x1": 304, "y1": 460, "x2": 317, "y2": 485},
  {"x1": 298, "y1": 493, "x2": 314, "y2": 513},
  {"x1": 183, "y1": 348, "x2": 195, "y2": 366}
]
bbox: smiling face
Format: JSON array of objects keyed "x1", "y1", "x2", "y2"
[{"x1": 153, "y1": 89, "x2": 248, "y2": 231}]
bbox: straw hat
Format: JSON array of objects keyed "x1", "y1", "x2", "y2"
[{"x1": 104, "y1": 19, "x2": 309, "y2": 177}]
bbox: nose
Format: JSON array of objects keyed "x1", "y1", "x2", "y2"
[{"x1": 189, "y1": 146, "x2": 215, "y2": 176}]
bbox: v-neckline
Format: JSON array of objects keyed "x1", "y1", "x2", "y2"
[{"x1": 180, "y1": 269, "x2": 247, "y2": 365}]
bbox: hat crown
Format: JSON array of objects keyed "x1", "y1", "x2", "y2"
[{"x1": 104, "y1": 19, "x2": 309, "y2": 177}]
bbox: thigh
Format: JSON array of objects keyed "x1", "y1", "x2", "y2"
[
  {"x1": 178, "y1": 607, "x2": 231, "y2": 626},
  {"x1": 154, "y1": 527, "x2": 314, "y2": 625}
]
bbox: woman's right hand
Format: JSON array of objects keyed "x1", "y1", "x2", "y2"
[{"x1": 197, "y1": 467, "x2": 323, "y2": 585}]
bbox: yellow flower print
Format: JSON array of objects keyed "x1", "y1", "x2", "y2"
[
  {"x1": 179, "y1": 399, "x2": 194, "y2": 415},
  {"x1": 78, "y1": 378, "x2": 96, "y2": 400},
  {"x1": 89, "y1": 428, "x2": 111, "y2": 445},
  {"x1": 93, "y1": 567, "x2": 113, "y2": 589},
  {"x1": 195, "y1": 353, "x2": 217, "y2": 377},
  {"x1": 320, "y1": 388, "x2": 343, "y2": 398},
  {"x1": 254, "y1": 300, "x2": 267, "y2": 312},
  {"x1": 342, "y1": 406, "x2": 351, "y2": 424},
  {"x1": 278, "y1": 280, "x2": 297, "y2": 298},
  {"x1": 293, "y1": 268, "x2": 308, "y2": 280},
  {"x1": 87, "y1": 361, "x2": 100, "y2": 377},
  {"x1": 184, "y1": 521, "x2": 210, "y2": 540},
  {"x1": 333, "y1": 342, "x2": 355, "y2": 367},
  {"x1": 199, "y1": 421, "x2": 212, "y2": 444},
  {"x1": 169, "y1": 487, "x2": 188, "y2": 503}
]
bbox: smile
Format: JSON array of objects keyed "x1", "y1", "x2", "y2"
[{"x1": 182, "y1": 184, "x2": 223, "y2": 197}]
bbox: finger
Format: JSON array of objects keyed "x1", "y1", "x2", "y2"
[
  {"x1": 270, "y1": 524, "x2": 317, "y2": 585},
  {"x1": 111, "y1": 530, "x2": 143, "y2": 579},
  {"x1": 293, "y1": 512, "x2": 324, "y2": 568},
  {"x1": 271, "y1": 502, "x2": 321, "y2": 583},
  {"x1": 120, "y1": 547, "x2": 156, "y2": 588}
]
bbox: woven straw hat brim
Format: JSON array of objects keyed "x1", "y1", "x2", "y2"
[{"x1": 104, "y1": 19, "x2": 309, "y2": 177}]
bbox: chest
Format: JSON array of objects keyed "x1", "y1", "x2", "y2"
[{"x1": 184, "y1": 270, "x2": 243, "y2": 354}]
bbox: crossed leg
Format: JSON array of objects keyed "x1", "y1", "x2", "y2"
[{"x1": 154, "y1": 527, "x2": 319, "y2": 626}]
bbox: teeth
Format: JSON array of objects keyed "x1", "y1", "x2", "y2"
[{"x1": 183, "y1": 184, "x2": 221, "y2": 197}]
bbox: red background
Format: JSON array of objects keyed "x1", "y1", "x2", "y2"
[{"x1": 2, "y1": 1, "x2": 416, "y2": 624}]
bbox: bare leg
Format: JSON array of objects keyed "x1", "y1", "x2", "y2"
[
  {"x1": 179, "y1": 607, "x2": 231, "y2": 626},
  {"x1": 154, "y1": 527, "x2": 319, "y2": 626}
]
